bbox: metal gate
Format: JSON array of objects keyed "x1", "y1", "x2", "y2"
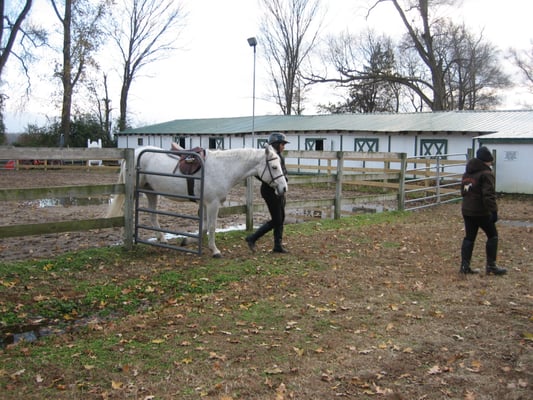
[
  {"x1": 134, "y1": 148, "x2": 205, "y2": 255},
  {"x1": 403, "y1": 153, "x2": 467, "y2": 211}
]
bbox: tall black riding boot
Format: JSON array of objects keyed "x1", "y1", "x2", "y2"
[
  {"x1": 273, "y1": 225, "x2": 288, "y2": 253},
  {"x1": 460, "y1": 239, "x2": 478, "y2": 274},
  {"x1": 485, "y1": 236, "x2": 507, "y2": 275},
  {"x1": 245, "y1": 222, "x2": 272, "y2": 252}
]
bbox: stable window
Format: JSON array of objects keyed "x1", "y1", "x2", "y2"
[
  {"x1": 354, "y1": 138, "x2": 379, "y2": 152},
  {"x1": 209, "y1": 137, "x2": 224, "y2": 149},
  {"x1": 137, "y1": 138, "x2": 143, "y2": 146},
  {"x1": 174, "y1": 136, "x2": 186, "y2": 148},
  {"x1": 420, "y1": 139, "x2": 448, "y2": 157},
  {"x1": 257, "y1": 138, "x2": 268, "y2": 149},
  {"x1": 305, "y1": 138, "x2": 324, "y2": 151}
]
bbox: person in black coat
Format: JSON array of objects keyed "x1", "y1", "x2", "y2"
[
  {"x1": 460, "y1": 146, "x2": 507, "y2": 275},
  {"x1": 246, "y1": 133, "x2": 289, "y2": 253}
]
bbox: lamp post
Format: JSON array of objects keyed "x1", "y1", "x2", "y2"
[
  {"x1": 247, "y1": 37, "x2": 257, "y2": 147},
  {"x1": 246, "y1": 37, "x2": 257, "y2": 230}
]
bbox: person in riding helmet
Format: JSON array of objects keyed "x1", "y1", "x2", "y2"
[{"x1": 246, "y1": 132, "x2": 289, "y2": 253}]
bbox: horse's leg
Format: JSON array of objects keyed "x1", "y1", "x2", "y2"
[
  {"x1": 181, "y1": 204, "x2": 204, "y2": 248},
  {"x1": 146, "y1": 192, "x2": 167, "y2": 243},
  {"x1": 205, "y1": 201, "x2": 221, "y2": 258}
]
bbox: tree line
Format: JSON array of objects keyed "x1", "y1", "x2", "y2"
[{"x1": 1, "y1": 0, "x2": 532, "y2": 147}]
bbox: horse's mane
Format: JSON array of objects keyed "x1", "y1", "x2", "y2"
[{"x1": 208, "y1": 147, "x2": 263, "y2": 160}]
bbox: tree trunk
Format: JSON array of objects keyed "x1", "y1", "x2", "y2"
[{"x1": 60, "y1": 0, "x2": 73, "y2": 147}]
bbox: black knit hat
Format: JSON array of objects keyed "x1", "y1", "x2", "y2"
[{"x1": 476, "y1": 146, "x2": 494, "y2": 162}]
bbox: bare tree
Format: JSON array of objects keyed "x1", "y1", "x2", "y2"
[
  {"x1": 51, "y1": 0, "x2": 109, "y2": 147},
  {"x1": 0, "y1": 0, "x2": 46, "y2": 137},
  {"x1": 259, "y1": 0, "x2": 323, "y2": 115},
  {"x1": 440, "y1": 22, "x2": 509, "y2": 110},
  {"x1": 108, "y1": 0, "x2": 186, "y2": 131},
  {"x1": 510, "y1": 41, "x2": 533, "y2": 89},
  {"x1": 373, "y1": 0, "x2": 454, "y2": 110},
  {"x1": 311, "y1": 0, "x2": 508, "y2": 111},
  {"x1": 318, "y1": 30, "x2": 401, "y2": 113},
  {"x1": 86, "y1": 72, "x2": 113, "y2": 140},
  {"x1": 0, "y1": 0, "x2": 32, "y2": 77}
]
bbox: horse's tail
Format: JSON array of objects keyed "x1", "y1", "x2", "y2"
[{"x1": 106, "y1": 160, "x2": 126, "y2": 218}]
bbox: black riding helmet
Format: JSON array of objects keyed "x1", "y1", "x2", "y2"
[{"x1": 268, "y1": 132, "x2": 289, "y2": 145}]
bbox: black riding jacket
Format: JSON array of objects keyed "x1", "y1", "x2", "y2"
[{"x1": 461, "y1": 157, "x2": 497, "y2": 217}]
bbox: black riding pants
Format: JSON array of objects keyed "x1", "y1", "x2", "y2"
[
  {"x1": 260, "y1": 182, "x2": 285, "y2": 237},
  {"x1": 462, "y1": 214, "x2": 497, "y2": 242}
]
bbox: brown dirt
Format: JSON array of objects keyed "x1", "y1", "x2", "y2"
[{"x1": 0, "y1": 169, "x2": 532, "y2": 399}]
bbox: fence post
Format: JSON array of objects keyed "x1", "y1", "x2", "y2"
[
  {"x1": 123, "y1": 148, "x2": 135, "y2": 250},
  {"x1": 245, "y1": 177, "x2": 254, "y2": 231},
  {"x1": 436, "y1": 156, "x2": 441, "y2": 203},
  {"x1": 398, "y1": 153, "x2": 407, "y2": 211},
  {"x1": 334, "y1": 151, "x2": 344, "y2": 219}
]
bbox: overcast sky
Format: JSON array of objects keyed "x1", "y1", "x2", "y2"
[{"x1": 4, "y1": 0, "x2": 533, "y2": 133}]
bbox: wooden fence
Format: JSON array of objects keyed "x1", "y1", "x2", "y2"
[
  {"x1": 0, "y1": 147, "x2": 135, "y2": 248},
  {"x1": 0, "y1": 147, "x2": 464, "y2": 247}
]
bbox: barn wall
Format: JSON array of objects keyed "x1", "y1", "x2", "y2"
[{"x1": 492, "y1": 143, "x2": 533, "y2": 194}]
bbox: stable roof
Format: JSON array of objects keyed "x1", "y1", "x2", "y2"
[{"x1": 118, "y1": 110, "x2": 533, "y2": 137}]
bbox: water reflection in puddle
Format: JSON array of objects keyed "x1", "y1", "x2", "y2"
[
  {"x1": 0, "y1": 323, "x2": 62, "y2": 347},
  {"x1": 25, "y1": 197, "x2": 110, "y2": 208}
]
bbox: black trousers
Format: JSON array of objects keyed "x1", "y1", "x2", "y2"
[
  {"x1": 463, "y1": 214, "x2": 497, "y2": 242},
  {"x1": 462, "y1": 214, "x2": 498, "y2": 266},
  {"x1": 261, "y1": 183, "x2": 285, "y2": 229}
]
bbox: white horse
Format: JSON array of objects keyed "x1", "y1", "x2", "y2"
[{"x1": 107, "y1": 145, "x2": 288, "y2": 257}]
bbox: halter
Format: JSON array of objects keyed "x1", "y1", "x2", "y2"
[{"x1": 259, "y1": 156, "x2": 286, "y2": 187}]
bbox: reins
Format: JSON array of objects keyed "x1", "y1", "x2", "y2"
[{"x1": 259, "y1": 156, "x2": 285, "y2": 187}]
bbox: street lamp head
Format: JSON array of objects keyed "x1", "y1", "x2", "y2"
[{"x1": 247, "y1": 37, "x2": 257, "y2": 47}]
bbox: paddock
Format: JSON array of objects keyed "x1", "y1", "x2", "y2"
[{"x1": 1, "y1": 147, "x2": 466, "y2": 261}]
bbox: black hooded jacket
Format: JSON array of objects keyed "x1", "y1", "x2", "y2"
[{"x1": 461, "y1": 157, "x2": 497, "y2": 217}]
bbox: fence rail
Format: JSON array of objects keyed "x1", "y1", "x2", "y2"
[{"x1": 0, "y1": 147, "x2": 135, "y2": 248}]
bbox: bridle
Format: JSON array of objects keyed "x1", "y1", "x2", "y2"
[{"x1": 258, "y1": 155, "x2": 286, "y2": 188}]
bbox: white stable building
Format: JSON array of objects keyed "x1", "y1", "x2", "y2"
[
  {"x1": 477, "y1": 131, "x2": 533, "y2": 194},
  {"x1": 116, "y1": 110, "x2": 533, "y2": 195}
]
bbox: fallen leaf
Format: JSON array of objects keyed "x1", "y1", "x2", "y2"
[
  {"x1": 466, "y1": 360, "x2": 482, "y2": 372},
  {"x1": 464, "y1": 390, "x2": 476, "y2": 400},
  {"x1": 265, "y1": 366, "x2": 283, "y2": 375},
  {"x1": 428, "y1": 365, "x2": 442, "y2": 375},
  {"x1": 293, "y1": 347, "x2": 304, "y2": 356},
  {"x1": 276, "y1": 382, "x2": 286, "y2": 400},
  {"x1": 111, "y1": 380, "x2": 124, "y2": 389}
]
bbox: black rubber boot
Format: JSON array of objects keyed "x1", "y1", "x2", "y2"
[
  {"x1": 485, "y1": 236, "x2": 507, "y2": 275},
  {"x1": 273, "y1": 226, "x2": 288, "y2": 253},
  {"x1": 460, "y1": 239, "x2": 478, "y2": 274},
  {"x1": 486, "y1": 264, "x2": 507, "y2": 275},
  {"x1": 245, "y1": 223, "x2": 272, "y2": 253}
]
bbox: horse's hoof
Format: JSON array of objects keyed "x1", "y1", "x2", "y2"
[{"x1": 212, "y1": 253, "x2": 222, "y2": 258}]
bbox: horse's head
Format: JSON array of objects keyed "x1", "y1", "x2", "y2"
[{"x1": 259, "y1": 144, "x2": 288, "y2": 196}]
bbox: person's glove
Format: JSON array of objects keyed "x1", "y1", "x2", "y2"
[{"x1": 491, "y1": 211, "x2": 498, "y2": 223}]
